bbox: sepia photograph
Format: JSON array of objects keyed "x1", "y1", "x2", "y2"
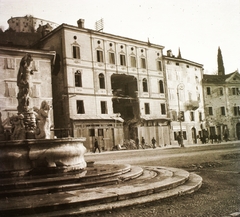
[{"x1": 0, "y1": 0, "x2": 239, "y2": 216}]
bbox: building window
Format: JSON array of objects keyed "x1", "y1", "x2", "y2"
[
  {"x1": 101, "y1": 101, "x2": 108, "y2": 114},
  {"x1": 219, "y1": 87, "x2": 223, "y2": 95},
  {"x1": 199, "y1": 112, "x2": 202, "y2": 121},
  {"x1": 76, "y1": 100, "x2": 85, "y2": 114},
  {"x1": 161, "y1": 103, "x2": 166, "y2": 115},
  {"x1": 31, "y1": 84, "x2": 40, "y2": 97},
  {"x1": 179, "y1": 111, "x2": 185, "y2": 121},
  {"x1": 221, "y1": 106, "x2": 225, "y2": 115},
  {"x1": 4, "y1": 58, "x2": 15, "y2": 69},
  {"x1": 171, "y1": 110, "x2": 178, "y2": 121},
  {"x1": 206, "y1": 87, "x2": 211, "y2": 95},
  {"x1": 208, "y1": 107, "x2": 213, "y2": 115},
  {"x1": 174, "y1": 131, "x2": 187, "y2": 140},
  {"x1": 144, "y1": 103, "x2": 150, "y2": 114},
  {"x1": 73, "y1": 46, "x2": 80, "y2": 59},
  {"x1": 232, "y1": 87, "x2": 239, "y2": 95},
  {"x1": 190, "y1": 111, "x2": 195, "y2": 121},
  {"x1": 89, "y1": 129, "x2": 95, "y2": 137},
  {"x1": 98, "y1": 129, "x2": 104, "y2": 136},
  {"x1": 233, "y1": 106, "x2": 240, "y2": 116},
  {"x1": 99, "y1": 73, "x2": 105, "y2": 89},
  {"x1": 130, "y1": 56, "x2": 136, "y2": 67},
  {"x1": 109, "y1": 52, "x2": 115, "y2": 64},
  {"x1": 120, "y1": 54, "x2": 126, "y2": 66},
  {"x1": 75, "y1": 70, "x2": 82, "y2": 87},
  {"x1": 97, "y1": 50, "x2": 104, "y2": 62},
  {"x1": 157, "y1": 60, "x2": 162, "y2": 71},
  {"x1": 159, "y1": 80, "x2": 164, "y2": 93},
  {"x1": 142, "y1": 78, "x2": 148, "y2": 92},
  {"x1": 4, "y1": 82, "x2": 16, "y2": 97},
  {"x1": 140, "y1": 57, "x2": 146, "y2": 69}
]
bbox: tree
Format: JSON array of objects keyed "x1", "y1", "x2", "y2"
[{"x1": 217, "y1": 46, "x2": 225, "y2": 75}]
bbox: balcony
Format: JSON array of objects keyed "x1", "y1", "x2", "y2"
[{"x1": 184, "y1": 100, "x2": 199, "y2": 110}]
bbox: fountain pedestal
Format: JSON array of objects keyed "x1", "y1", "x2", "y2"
[{"x1": 0, "y1": 138, "x2": 86, "y2": 177}]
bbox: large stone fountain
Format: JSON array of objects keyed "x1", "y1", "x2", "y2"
[{"x1": 0, "y1": 54, "x2": 86, "y2": 177}]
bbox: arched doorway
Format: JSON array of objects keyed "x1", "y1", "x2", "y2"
[
  {"x1": 236, "y1": 123, "x2": 240, "y2": 140},
  {"x1": 191, "y1": 127, "x2": 197, "y2": 144}
]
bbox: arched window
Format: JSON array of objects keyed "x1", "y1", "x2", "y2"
[
  {"x1": 99, "y1": 73, "x2": 105, "y2": 89},
  {"x1": 159, "y1": 80, "x2": 164, "y2": 93},
  {"x1": 75, "y1": 70, "x2": 82, "y2": 87},
  {"x1": 142, "y1": 78, "x2": 148, "y2": 92}
]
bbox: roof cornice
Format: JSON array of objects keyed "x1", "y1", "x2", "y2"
[
  {"x1": 163, "y1": 55, "x2": 203, "y2": 67},
  {"x1": 36, "y1": 23, "x2": 165, "y2": 49}
]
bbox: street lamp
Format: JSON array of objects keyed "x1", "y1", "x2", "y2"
[{"x1": 177, "y1": 83, "x2": 184, "y2": 147}]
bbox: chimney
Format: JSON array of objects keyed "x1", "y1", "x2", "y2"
[
  {"x1": 77, "y1": 19, "x2": 85, "y2": 28},
  {"x1": 167, "y1": 50, "x2": 173, "y2": 57}
]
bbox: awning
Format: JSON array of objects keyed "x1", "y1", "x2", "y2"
[
  {"x1": 70, "y1": 114, "x2": 124, "y2": 122},
  {"x1": 140, "y1": 116, "x2": 171, "y2": 122}
]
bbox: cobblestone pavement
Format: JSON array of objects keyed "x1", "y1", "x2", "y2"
[{"x1": 81, "y1": 147, "x2": 240, "y2": 217}]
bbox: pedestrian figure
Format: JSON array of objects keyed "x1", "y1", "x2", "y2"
[
  {"x1": 177, "y1": 132, "x2": 184, "y2": 147},
  {"x1": 93, "y1": 138, "x2": 101, "y2": 153},
  {"x1": 135, "y1": 138, "x2": 139, "y2": 149},
  {"x1": 141, "y1": 137, "x2": 145, "y2": 149},
  {"x1": 224, "y1": 132, "x2": 228, "y2": 142},
  {"x1": 151, "y1": 137, "x2": 156, "y2": 148},
  {"x1": 218, "y1": 134, "x2": 221, "y2": 143},
  {"x1": 210, "y1": 134, "x2": 214, "y2": 144}
]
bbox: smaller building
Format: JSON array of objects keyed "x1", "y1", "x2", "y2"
[
  {"x1": 0, "y1": 46, "x2": 56, "y2": 132},
  {"x1": 202, "y1": 70, "x2": 240, "y2": 141},
  {"x1": 164, "y1": 49, "x2": 205, "y2": 145}
]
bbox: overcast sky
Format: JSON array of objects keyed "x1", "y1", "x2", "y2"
[{"x1": 0, "y1": 0, "x2": 239, "y2": 74}]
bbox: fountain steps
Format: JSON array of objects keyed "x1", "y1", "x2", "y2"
[
  {"x1": 0, "y1": 164, "x2": 202, "y2": 216},
  {"x1": 0, "y1": 164, "x2": 138, "y2": 197}
]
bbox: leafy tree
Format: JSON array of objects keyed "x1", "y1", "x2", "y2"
[{"x1": 217, "y1": 46, "x2": 225, "y2": 75}]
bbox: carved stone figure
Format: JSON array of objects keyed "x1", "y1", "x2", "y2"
[
  {"x1": 17, "y1": 54, "x2": 33, "y2": 113},
  {"x1": 33, "y1": 101, "x2": 50, "y2": 139},
  {"x1": 10, "y1": 114, "x2": 26, "y2": 140}
]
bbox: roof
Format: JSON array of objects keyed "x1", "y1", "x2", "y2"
[{"x1": 202, "y1": 70, "x2": 240, "y2": 84}]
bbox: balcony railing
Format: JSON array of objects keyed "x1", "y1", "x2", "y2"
[{"x1": 184, "y1": 100, "x2": 199, "y2": 110}]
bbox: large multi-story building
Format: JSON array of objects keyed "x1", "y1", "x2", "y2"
[
  {"x1": 202, "y1": 71, "x2": 240, "y2": 140},
  {"x1": 163, "y1": 49, "x2": 205, "y2": 145},
  {"x1": 35, "y1": 19, "x2": 171, "y2": 151},
  {"x1": 0, "y1": 46, "x2": 56, "y2": 131}
]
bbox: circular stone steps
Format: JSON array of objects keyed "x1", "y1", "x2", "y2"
[{"x1": 0, "y1": 164, "x2": 202, "y2": 217}]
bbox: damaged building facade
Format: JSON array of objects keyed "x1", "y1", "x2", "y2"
[{"x1": 35, "y1": 19, "x2": 170, "y2": 151}]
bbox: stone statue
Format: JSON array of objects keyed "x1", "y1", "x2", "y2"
[
  {"x1": 17, "y1": 54, "x2": 33, "y2": 113},
  {"x1": 33, "y1": 101, "x2": 50, "y2": 139},
  {"x1": 10, "y1": 114, "x2": 26, "y2": 140}
]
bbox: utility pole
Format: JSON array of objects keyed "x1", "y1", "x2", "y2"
[{"x1": 177, "y1": 83, "x2": 184, "y2": 147}]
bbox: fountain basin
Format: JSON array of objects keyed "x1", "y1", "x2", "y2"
[{"x1": 0, "y1": 138, "x2": 86, "y2": 177}]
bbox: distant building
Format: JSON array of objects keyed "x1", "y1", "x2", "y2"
[
  {"x1": 202, "y1": 71, "x2": 240, "y2": 141},
  {"x1": 35, "y1": 19, "x2": 170, "y2": 151},
  {"x1": 164, "y1": 49, "x2": 205, "y2": 145},
  {"x1": 7, "y1": 15, "x2": 58, "y2": 34},
  {"x1": 0, "y1": 46, "x2": 56, "y2": 130},
  {"x1": 0, "y1": 16, "x2": 59, "y2": 48}
]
